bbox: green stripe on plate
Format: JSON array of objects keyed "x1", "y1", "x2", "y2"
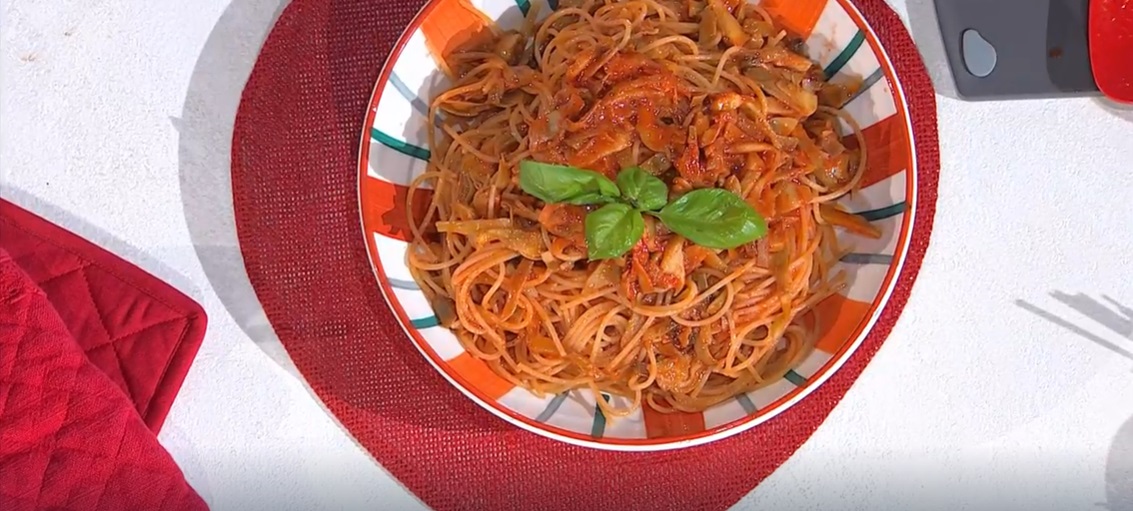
[
  {"x1": 515, "y1": 0, "x2": 530, "y2": 15},
  {"x1": 411, "y1": 316, "x2": 440, "y2": 329},
  {"x1": 824, "y1": 30, "x2": 865, "y2": 78},
  {"x1": 389, "y1": 72, "x2": 443, "y2": 129},
  {"x1": 388, "y1": 277, "x2": 420, "y2": 290},
  {"x1": 844, "y1": 67, "x2": 884, "y2": 105},
  {"x1": 735, "y1": 394, "x2": 757, "y2": 414},
  {"x1": 388, "y1": 73, "x2": 430, "y2": 117},
  {"x1": 535, "y1": 393, "x2": 568, "y2": 422},
  {"x1": 841, "y1": 253, "x2": 894, "y2": 265},
  {"x1": 371, "y1": 127, "x2": 430, "y2": 161},
  {"x1": 856, "y1": 201, "x2": 906, "y2": 221},
  {"x1": 590, "y1": 394, "x2": 610, "y2": 438},
  {"x1": 784, "y1": 369, "x2": 807, "y2": 386}
]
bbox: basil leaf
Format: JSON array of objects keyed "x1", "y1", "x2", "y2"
[
  {"x1": 616, "y1": 167, "x2": 669, "y2": 211},
  {"x1": 585, "y1": 203, "x2": 645, "y2": 260},
  {"x1": 519, "y1": 160, "x2": 621, "y2": 205},
  {"x1": 658, "y1": 189, "x2": 768, "y2": 249}
]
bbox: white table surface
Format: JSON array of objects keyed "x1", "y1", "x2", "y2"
[{"x1": 3, "y1": 0, "x2": 1132, "y2": 509}]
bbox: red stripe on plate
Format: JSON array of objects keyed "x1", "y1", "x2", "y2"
[
  {"x1": 642, "y1": 406, "x2": 706, "y2": 439},
  {"x1": 447, "y1": 352, "x2": 515, "y2": 401},
  {"x1": 761, "y1": 0, "x2": 827, "y2": 38},
  {"x1": 814, "y1": 293, "x2": 872, "y2": 354},
  {"x1": 360, "y1": 177, "x2": 433, "y2": 242},
  {"x1": 845, "y1": 114, "x2": 910, "y2": 189}
]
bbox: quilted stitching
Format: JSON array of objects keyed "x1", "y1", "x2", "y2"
[
  {"x1": 0, "y1": 200, "x2": 208, "y2": 511},
  {"x1": 0, "y1": 250, "x2": 207, "y2": 511},
  {"x1": 0, "y1": 206, "x2": 204, "y2": 431}
]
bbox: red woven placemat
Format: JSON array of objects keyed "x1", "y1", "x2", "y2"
[{"x1": 232, "y1": 0, "x2": 938, "y2": 509}]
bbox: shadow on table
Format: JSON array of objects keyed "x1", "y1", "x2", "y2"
[
  {"x1": 174, "y1": 0, "x2": 297, "y2": 376},
  {"x1": 1016, "y1": 292, "x2": 1132, "y2": 362},
  {"x1": 1110, "y1": 414, "x2": 1133, "y2": 511},
  {"x1": 1016, "y1": 293, "x2": 1132, "y2": 510},
  {"x1": 1096, "y1": 97, "x2": 1133, "y2": 125}
]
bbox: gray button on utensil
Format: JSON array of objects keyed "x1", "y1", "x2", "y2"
[
  {"x1": 962, "y1": 29, "x2": 997, "y2": 77},
  {"x1": 936, "y1": 0, "x2": 1097, "y2": 100}
]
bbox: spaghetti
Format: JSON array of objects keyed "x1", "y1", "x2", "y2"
[{"x1": 406, "y1": 0, "x2": 876, "y2": 416}]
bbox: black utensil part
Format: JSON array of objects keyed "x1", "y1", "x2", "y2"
[{"x1": 935, "y1": 0, "x2": 1098, "y2": 100}]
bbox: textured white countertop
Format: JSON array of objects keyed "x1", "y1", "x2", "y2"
[{"x1": 3, "y1": 0, "x2": 1132, "y2": 509}]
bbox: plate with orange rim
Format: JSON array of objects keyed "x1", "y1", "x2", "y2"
[{"x1": 357, "y1": 0, "x2": 916, "y2": 451}]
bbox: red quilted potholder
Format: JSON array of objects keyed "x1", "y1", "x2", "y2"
[
  {"x1": 0, "y1": 199, "x2": 208, "y2": 511},
  {"x1": 0, "y1": 200, "x2": 206, "y2": 432}
]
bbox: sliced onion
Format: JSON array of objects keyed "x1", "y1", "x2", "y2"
[
  {"x1": 698, "y1": 8, "x2": 720, "y2": 48},
  {"x1": 432, "y1": 296, "x2": 458, "y2": 327},
  {"x1": 436, "y1": 218, "x2": 512, "y2": 234},
  {"x1": 472, "y1": 228, "x2": 545, "y2": 259},
  {"x1": 583, "y1": 260, "x2": 621, "y2": 293},
  {"x1": 769, "y1": 117, "x2": 799, "y2": 136},
  {"x1": 659, "y1": 236, "x2": 686, "y2": 285},
  {"x1": 744, "y1": 68, "x2": 818, "y2": 116},
  {"x1": 709, "y1": 0, "x2": 749, "y2": 47}
]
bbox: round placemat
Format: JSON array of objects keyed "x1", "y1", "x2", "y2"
[{"x1": 231, "y1": 0, "x2": 939, "y2": 509}]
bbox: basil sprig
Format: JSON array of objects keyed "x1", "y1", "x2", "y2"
[{"x1": 518, "y1": 160, "x2": 768, "y2": 259}]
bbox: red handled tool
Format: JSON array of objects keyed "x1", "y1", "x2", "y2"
[{"x1": 1090, "y1": 0, "x2": 1133, "y2": 103}]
